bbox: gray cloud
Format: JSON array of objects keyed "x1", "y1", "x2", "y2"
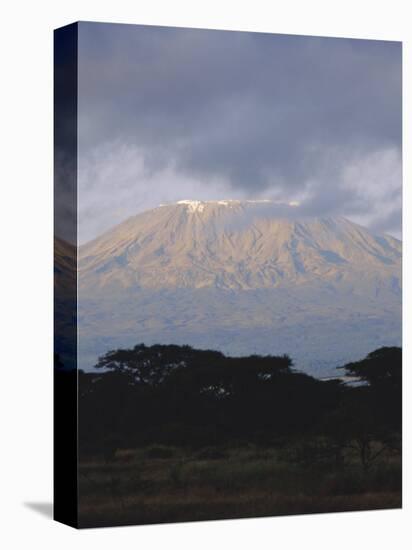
[{"x1": 77, "y1": 22, "x2": 402, "y2": 242}]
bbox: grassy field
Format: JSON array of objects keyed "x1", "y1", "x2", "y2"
[{"x1": 78, "y1": 443, "x2": 401, "y2": 527}]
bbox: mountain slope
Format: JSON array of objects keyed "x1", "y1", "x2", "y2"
[
  {"x1": 78, "y1": 200, "x2": 401, "y2": 374},
  {"x1": 79, "y1": 200, "x2": 401, "y2": 293}
]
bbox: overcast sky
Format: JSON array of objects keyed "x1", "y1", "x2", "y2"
[{"x1": 78, "y1": 22, "x2": 402, "y2": 243}]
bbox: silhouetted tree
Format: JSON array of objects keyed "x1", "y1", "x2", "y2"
[
  {"x1": 78, "y1": 344, "x2": 402, "y2": 461},
  {"x1": 341, "y1": 347, "x2": 401, "y2": 390}
]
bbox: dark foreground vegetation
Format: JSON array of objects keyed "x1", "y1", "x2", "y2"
[{"x1": 61, "y1": 345, "x2": 402, "y2": 527}]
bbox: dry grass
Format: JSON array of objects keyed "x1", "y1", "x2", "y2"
[{"x1": 78, "y1": 445, "x2": 401, "y2": 528}]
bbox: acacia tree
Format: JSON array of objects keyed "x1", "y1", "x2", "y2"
[
  {"x1": 95, "y1": 343, "x2": 224, "y2": 386},
  {"x1": 341, "y1": 347, "x2": 401, "y2": 390},
  {"x1": 336, "y1": 347, "x2": 402, "y2": 470}
]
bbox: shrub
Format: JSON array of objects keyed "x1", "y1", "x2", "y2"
[
  {"x1": 145, "y1": 445, "x2": 176, "y2": 459},
  {"x1": 195, "y1": 447, "x2": 228, "y2": 460}
]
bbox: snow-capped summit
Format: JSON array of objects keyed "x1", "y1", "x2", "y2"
[{"x1": 163, "y1": 198, "x2": 299, "y2": 213}]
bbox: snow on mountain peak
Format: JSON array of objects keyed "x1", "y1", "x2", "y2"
[
  {"x1": 176, "y1": 200, "x2": 205, "y2": 212},
  {"x1": 164, "y1": 199, "x2": 300, "y2": 213}
]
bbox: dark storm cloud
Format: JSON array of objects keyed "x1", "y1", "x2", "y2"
[{"x1": 77, "y1": 22, "x2": 402, "y2": 242}]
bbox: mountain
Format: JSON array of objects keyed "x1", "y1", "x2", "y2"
[
  {"x1": 54, "y1": 237, "x2": 77, "y2": 368},
  {"x1": 55, "y1": 236, "x2": 76, "y2": 293},
  {"x1": 78, "y1": 200, "x2": 401, "y2": 375}
]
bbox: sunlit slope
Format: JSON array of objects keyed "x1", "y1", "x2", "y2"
[{"x1": 79, "y1": 200, "x2": 401, "y2": 292}]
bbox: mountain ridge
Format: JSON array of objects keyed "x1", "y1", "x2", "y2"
[{"x1": 79, "y1": 200, "x2": 401, "y2": 293}]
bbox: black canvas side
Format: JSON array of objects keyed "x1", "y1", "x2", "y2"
[{"x1": 53, "y1": 22, "x2": 78, "y2": 528}]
